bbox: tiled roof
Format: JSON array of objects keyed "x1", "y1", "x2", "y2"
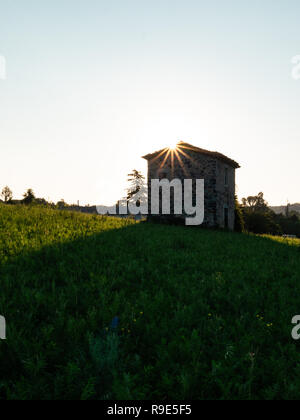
[{"x1": 142, "y1": 141, "x2": 240, "y2": 169}]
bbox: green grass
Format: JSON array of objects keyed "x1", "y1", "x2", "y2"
[{"x1": 1, "y1": 204, "x2": 300, "y2": 400}]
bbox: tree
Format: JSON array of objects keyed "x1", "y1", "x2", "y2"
[
  {"x1": 243, "y1": 211, "x2": 281, "y2": 235},
  {"x1": 127, "y1": 170, "x2": 146, "y2": 199},
  {"x1": 275, "y1": 212, "x2": 300, "y2": 237},
  {"x1": 241, "y1": 192, "x2": 281, "y2": 235},
  {"x1": 234, "y1": 195, "x2": 245, "y2": 232},
  {"x1": 57, "y1": 199, "x2": 67, "y2": 210},
  {"x1": 127, "y1": 170, "x2": 147, "y2": 205},
  {"x1": 1, "y1": 186, "x2": 13, "y2": 203},
  {"x1": 126, "y1": 170, "x2": 148, "y2": 218},
  {"x1": 242, "y1": 192, "x2": 268, "y2": 213},
  {"x1": 23, "y1": 189, "x2": 36, "y2": 205}
]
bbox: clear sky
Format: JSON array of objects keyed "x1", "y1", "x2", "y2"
[{"x1": 0, "y1": 0, "x2": 300, "y2": 206}]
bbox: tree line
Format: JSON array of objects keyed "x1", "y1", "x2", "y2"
[
  {"x1": 1, "y1": 186, "x2": 38, "y2": 205},
  {"x1": 235, "y1": 192, "x2": 300, "y2": 237},
  {"x1": 1, "y1": 186, "x2": 60, "y2": 207}
]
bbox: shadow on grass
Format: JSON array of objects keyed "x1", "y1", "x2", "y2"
[{"x1": 1, "y1": 220, "x2": 300, "y2": 399}]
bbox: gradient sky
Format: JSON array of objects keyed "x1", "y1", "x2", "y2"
[{"x1": 0, "y1": 0, "x2": 300, "y2": 206}]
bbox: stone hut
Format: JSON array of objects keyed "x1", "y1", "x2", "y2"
[{"x1": 142, "y1": 141, "x2": 240, "y2": 230}]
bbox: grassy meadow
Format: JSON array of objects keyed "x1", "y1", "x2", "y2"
[{"x1": 0, "y1": 204, "x2": 300, "y2": 400}]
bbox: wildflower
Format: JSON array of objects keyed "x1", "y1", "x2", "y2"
[
  {"x1": 208, "y1": 313, "x2": 212, "y2": 317},
  {"x1": 133, "y1": 319, "x2": 137, "y2": 323},
  {"x1": 140, "y1": 312, "x2": 143, "y2": 315}
]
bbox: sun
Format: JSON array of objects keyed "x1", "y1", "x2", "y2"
[{"x1": 168, "y1": 141, "x2": 178, "y2": 150}]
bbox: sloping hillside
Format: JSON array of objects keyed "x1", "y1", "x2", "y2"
[{"x1": 0, "y1": 204, "x2": 300, "y2": 400}]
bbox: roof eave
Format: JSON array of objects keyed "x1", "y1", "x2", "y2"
[{"x1": 142, "y1": 143, "x2": 241, "y2": 169}]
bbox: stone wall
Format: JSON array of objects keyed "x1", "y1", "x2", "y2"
[
  {"x1": 215, "y1": 160, "x2": 236, "y2": 230},
  {"x1": 147, "y1": 149, "x2": 236, "y2": 229}
]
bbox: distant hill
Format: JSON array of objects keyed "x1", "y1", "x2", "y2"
[{"x1": 270, "y1": 203, "x2": 300, "y2": 215}]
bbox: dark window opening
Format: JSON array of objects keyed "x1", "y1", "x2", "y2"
[
  {"x1": 225, "y1": 168, "x2": 229, "y2": 186},
  {"x1": 224, "y1": 207, "x2": 229, "y2": 228}
]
